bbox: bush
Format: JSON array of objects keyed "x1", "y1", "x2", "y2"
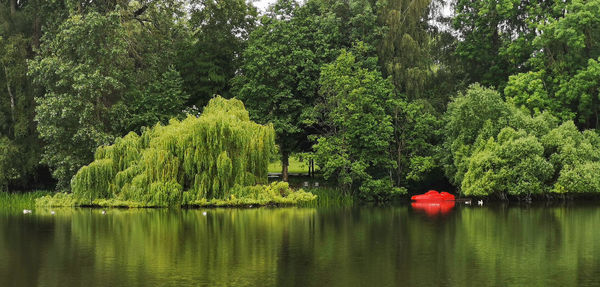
[
  {"x1": 461, "y1": 128, "x2": 553, "y2": 198},
  {"x1": 445, "y1": 84, "x2": 600, "y2": 198}
]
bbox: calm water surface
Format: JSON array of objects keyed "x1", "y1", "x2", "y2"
[{"x1": 1, "y1": 203, "x2": 600, "y2": 286}]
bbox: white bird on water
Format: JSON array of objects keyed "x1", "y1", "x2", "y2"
[
  {"x1": 478, "y1": 200, "x2": 483, "y2": 206},
  {"x1": 23, "y1": 209, "x2": 32, "y2": 214},
  {"x1": 101, "y1": 210, "x2": 107, "y2": 215},
  {"x1": 50, "y1": 211, "x2": 55, "y2": 215},
  {"x1": 202, "y1": 211, "x2": 207, "y2": 216}
]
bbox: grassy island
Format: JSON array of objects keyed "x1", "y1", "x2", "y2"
[{"x1": 36, "y1": 97, "x2": 315, "y2": 208}]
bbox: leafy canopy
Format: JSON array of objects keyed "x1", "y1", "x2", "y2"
[{"x1": 313, "y1": 49, "x2": 404, "y2": 200}]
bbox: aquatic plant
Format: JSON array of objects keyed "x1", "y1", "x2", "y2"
[
  {"x1": 0, "y1": 191, "x2": 52, "y2": 209},
  {"x1": 299, "y1": 187, "x2": 354, "y2": 208},
  {"x1": 51, "y1": 97, "x2": 314, "y2": 207}
]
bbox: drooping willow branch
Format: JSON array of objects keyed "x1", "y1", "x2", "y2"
[{"x1": 71, "y1": 96, "x2": 276, "y2": 206}]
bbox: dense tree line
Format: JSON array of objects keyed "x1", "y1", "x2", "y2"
[{"x1": 1, "y1": 0, "x2": 600, "y2": 200}]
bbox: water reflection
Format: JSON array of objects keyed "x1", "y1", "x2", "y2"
[
  {"x1": 411, "y1": 201, "x2": 455, "y2": 217},
  {"x1": 1, "y1": 204, "x2": 600, "y2": 286}
]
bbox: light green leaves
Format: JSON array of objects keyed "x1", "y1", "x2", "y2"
[
  {"x1": 446, "y1": 85, "x2": 600, "y2": 198},
  {"x1": 71, "y1": 97, "x2": 279, "y2": 207},
  {"x1": 462, "y1": 128, "x2": 553, "y2": 197}
]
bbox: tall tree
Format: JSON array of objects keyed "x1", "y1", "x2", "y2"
[
  {"x1": 388, "y1": 98, "x2": 441, "y2": 189},
  {"x1": 30, "y1": 4, "x2": 189, "y2": 190},
  {"x1": 313, "y1": 49, "x2": 401, "y2": 200},
  {"x1": 233, "y1": 0, "x2": 379, "y2": 181},
  {"x1": 178, "y1": 0, "x2": 258, "y2": 107},
  {"x1": 377, "y1": 0, "x2": 432, "y2": 99},
  {"x1": 0, "y1": 0, "x2": 68, "y2": 190},
  {"x1": 29, "y1": 12, "x2": 131, "y2": 190},
  {"x1": 505, "y1": 0, "x2": 600, "y2": 129},
  {"x1": 453, "y1": 0, "x2": 568, "y2": 90}
]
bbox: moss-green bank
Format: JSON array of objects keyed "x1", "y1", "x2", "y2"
[{"x1": 36, "y1": 182, "x2": 316, "y2": 208}]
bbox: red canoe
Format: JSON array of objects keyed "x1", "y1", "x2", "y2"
[{"x1": 411, "y1": 190, "x2": 455, "y2": 201}]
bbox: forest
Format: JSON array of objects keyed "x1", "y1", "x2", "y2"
[{"x1": 2, "y1": 0, "x2": 600, "y2": 202}]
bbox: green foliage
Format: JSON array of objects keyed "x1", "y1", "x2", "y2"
[
  {"x1": 556, "y1": 58, "x2": 600, "y2": 127},
  {"x1": 453, "y1": 0, "x2": 565, "y2": 89},
  {"x1": 190, "y1": 181, "x2": 317, "y2": 207},
  {"x1": 389, "y1": 99, "x2": 442, "y2": 187},
  {"x1": 178, "y1": 0, "x2": 258, "y2": 106},
  {"x1": 0, "y1": 32, "x2": 45, "y2": 189},
  {"x1": 30, "y1": 6, "x2": 189, "y2": 190},
  {"x1": 540, "y1": 121, "x2": 600, "y2": 194},
  {"x1": 503, "y1": 0, "x2": 600, "y2": 129},
  {"x1": 541, "y1": 122, "x2": 598, "y2": 171},
  {"x1": 71, "y1": 159, "x2": 115, "y2": 203},
  {"x1": 461, "y1": 128, "x2": 553, "y2": 197},
  {"x1": 35, "y1": 192, "x2": 82, "y2": 207},
  {"x1": 7, "y1": 0, "x2": 600, "y2": 203},
  {"x1": 553, "y1": 162, "x2": 600, "y2": 194},
  {"x1": 124, "y1": 67, "x2": 189, "y2": 133},
  {"x1": 443, "y1": 84, "x2": 511, "y2": 185},
  {"x1": 446, "y1": 84, "x2": 600, "y2": 198},
  {"x1": 58, "y1": 97, "x2": 315, "y2": 207},
  {"x1": 311, "y1": 47, "x2": 440, "y2": 199},
  {"x1": 233, "y1": 0, "x2": 380, "y2": 172},
  {"x1": 30, "y1": 11, "x2": 128, "y2": 191},
  {"x1": 0, "y1": 0, "x2": 72, "y2": 191},
  {"x1": 377, "y1": 0, "x2": 432, "y2": 98},
  {"x1": 504, "y1": 71, "x2": 552, "y2": 115},
  {"x1": 67, "y1": 0, "x2": 129, "y2": 14},
  {"x1": 0, "y1": 136, "x2": 19, "y2": 189},
  {"x1": 532, "y1": 0, "x2": 600, "y2": 76},
  {"x1": 443, "y1": 85, "x2": 557, "y2": 189},
  {"x1": 312, "y1": 50, "x2": 403, "y2": 200}
]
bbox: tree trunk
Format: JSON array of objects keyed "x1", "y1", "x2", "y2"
[
  {"x1": 396, "y1": 139, "x2": 404, "y2": 186},
  {"x1": 3, "y1": 66, "x2": 15, "y2": 129},
  {"x1": 282, "y1": 153, "x2": 289, "y2": 182},
  {"x1": 394, "y1": 108, "x2": 403, "y2": 186},
  {"x1": 33, "y1": 14, "x2": 41, "y2": 48},
  {"x1": 10, "y1": 0, "x2": 16, "y2": 14}
]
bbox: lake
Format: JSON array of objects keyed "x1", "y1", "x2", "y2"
[{"x1": 1, "y1": 203, "x2": 599, "y2": 286}]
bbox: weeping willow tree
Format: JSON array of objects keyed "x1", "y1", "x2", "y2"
[
  {"x1": 377, "y1": 0, "x2": 432, "y2": 99},
  {"x1": 61, "y1": 97, "x2": 314, "y2": 207}
]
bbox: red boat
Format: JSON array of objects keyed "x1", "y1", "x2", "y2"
[{"x1": 411, "y1": 190, "x2": 455, "y2": 201}]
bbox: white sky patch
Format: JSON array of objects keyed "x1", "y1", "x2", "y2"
[
  {"x1": 250, "y1": 0, "x2": 276, "y2": 12},
  {"x1": 248, "y1": 0, "x2": 455, "y2": 23}
]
